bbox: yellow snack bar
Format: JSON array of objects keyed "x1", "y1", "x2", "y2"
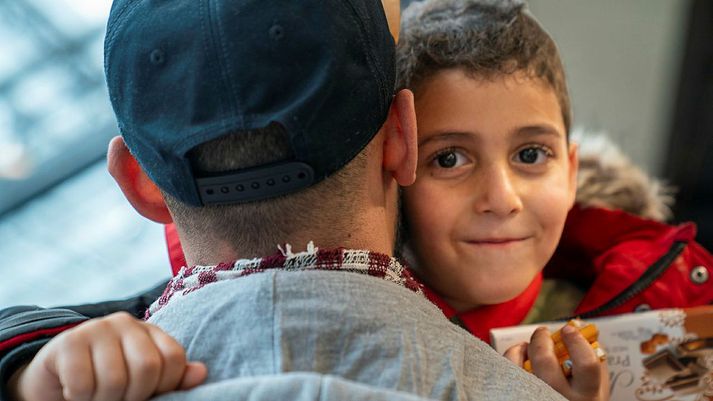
[
  {"x1": 551, "y1": 320, "x2": 599, "y2": 357},
  {"x1": 523, "y1": 320, "x2": 605, "y2": 376}
]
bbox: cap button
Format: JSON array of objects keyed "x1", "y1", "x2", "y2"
[
  {"x1": 690, "y1": 265, "x2": 709, "y2": 284},
  {"x1": 150, "y1": 49, "x2": 166, "y2": 65},
  {"x1": 269, "y1": 24, "x2": 284, "y2": 41}
]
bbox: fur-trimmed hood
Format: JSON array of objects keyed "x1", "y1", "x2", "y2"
[{"x1": 573, "y1": 130, "x2": 674, "y2": 222}]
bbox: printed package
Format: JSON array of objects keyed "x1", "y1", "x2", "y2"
[{"x1": 490, "y1": 306, "x2": 713, "y2": 401}]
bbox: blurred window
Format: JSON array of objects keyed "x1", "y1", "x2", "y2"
[
  {"x1": 0, "y1": 1, "x2": 169, "y2": 308},
  {"x1": 0, "y1": 0, "x2": 115, "y2": 213}
]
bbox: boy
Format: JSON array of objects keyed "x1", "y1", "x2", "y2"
[
  {"x1": 397, "y1": 0, "x2": 577, "y2": 338},
  {"x1": 1, "y1": 0, "x2": 569, "y2": 400},
  {"x1": 396, "y1": 0, "x2": 713, "y2": 400},
  {"x1": 395, "y1": 1, "x2": 603, "y2": 399}
]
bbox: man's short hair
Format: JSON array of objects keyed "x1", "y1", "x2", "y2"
[
  {"x1": 396, "y1": 0, "x2": 572, "y2": 135},
  {"x1": 162, "y1": 125, "x2": 368, "y2": 259}
]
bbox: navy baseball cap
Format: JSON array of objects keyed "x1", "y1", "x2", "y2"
[{"x1": 104, "y1": 0, "x2": 396, "y2": 206}]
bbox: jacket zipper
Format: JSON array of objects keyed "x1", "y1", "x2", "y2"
[{"x1": 563, "y1": 240, "x2": 687, "y2": 320}]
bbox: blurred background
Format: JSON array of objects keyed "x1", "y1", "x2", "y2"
[
  {"x1": 0, "y1": 0, "x2": 711, "y2": 309},
  {"x1": 0, "y1": 0, "x2": 169, "y2": 309}
]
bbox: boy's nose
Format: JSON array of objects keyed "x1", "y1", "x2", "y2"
[{"x1": 471, "y1": 167, "x2": 523, "y2": 217}]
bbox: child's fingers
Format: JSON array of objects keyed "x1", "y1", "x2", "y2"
[
  {"x1": 528, "y1": 327, "x2": 570, "y2": 393},
  {"x1": 503, "y1": 342, "x2": 528, "y2": 366},
  {"x1": 597, "y1": 359, "x2": 611, "y2": 401},
  {"x1": 89, "y1": 335, "x2": 129, "y2": 401},
  {"x1": 561, "y1": 325, "x2": 603, "y2": 398},
  {"x1": 179, "y1": 362, "x2": 209, "y2": 390},
  {"x1": 52, "y1": 333, "x2": 96, "y2": 401},
  {"x1": 144, "y1": 323, "x2": 195, "y2": 394},
  {"x1": 120, "y1": 322, "x2": 164, "y2": 401}
]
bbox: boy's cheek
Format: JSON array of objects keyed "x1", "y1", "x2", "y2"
[
  {"x1": 403, "y1": 186, "x2": 454, "y2": 247},
  {"x1": 403, "y1": 183, "x2": 454, "y2": 224},
  {"x1": 532, "y1": 191, "x2": 571, "y2": 256}
]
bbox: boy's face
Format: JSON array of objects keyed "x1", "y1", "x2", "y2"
[{"x1": 404, "y1": 68, "x2": 577, "y2": 311}]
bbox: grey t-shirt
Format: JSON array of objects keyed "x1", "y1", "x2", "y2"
[{"x1": 148, "y1": 270, "x2": 563, "y2": 400}]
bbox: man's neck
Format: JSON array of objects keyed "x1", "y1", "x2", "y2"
[{"x1": 182, "y1": 207, "x2": 397, "y2": 266}]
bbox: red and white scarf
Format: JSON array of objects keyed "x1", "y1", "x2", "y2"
[{"x1": 147, "y1": 242, "x2": 424, "y2": 318}]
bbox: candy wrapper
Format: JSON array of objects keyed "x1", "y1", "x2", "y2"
[{"x1": 490, "y1": 306, "x2": 713, "y2": 401}]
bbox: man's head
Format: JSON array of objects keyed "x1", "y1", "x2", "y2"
[
  {"x1": 396, "y1": 0, "x2": 571, "y2": 135},
  {"x1": 105, "y1": 0, "x2": 417, "y2": 263}
]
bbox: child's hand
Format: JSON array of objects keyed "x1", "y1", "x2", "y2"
[
  {"x1": 9, "y1": 312, "x2": 207, "y2": 401},
  {"x1": 504, "y1": 326, "x2": 609, "y2": 401}
]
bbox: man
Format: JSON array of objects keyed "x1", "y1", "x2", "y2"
[{"x1": 2, "y1": 0, "x2": 565, "y2": 400}]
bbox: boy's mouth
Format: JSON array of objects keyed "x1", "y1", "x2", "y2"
[{"x1": 465, "y1": 237, "x2": 530, "y2": 246}]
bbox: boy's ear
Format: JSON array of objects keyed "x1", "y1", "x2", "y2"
[
  {"x1": 382, "y1": 89, "x2": 418, "y2": 186},
  {"x1": 381, "y1": 0, "x2": 400, "y2": 42},
  {"x1": 107, "y1": 136, "x2": 173, "y2": 224},
  {"x1": 567, "y1": 141, "x2": 579, "y2": 208}
]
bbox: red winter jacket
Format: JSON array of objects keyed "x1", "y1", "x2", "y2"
[{"x1": 546, "y1": 205, "x2": 713, "y2": 317}]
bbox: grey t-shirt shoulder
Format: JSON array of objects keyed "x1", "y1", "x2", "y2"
[
  {"x1": 151, "y1": 372, "x2": 438, "y2": 401},
  {"x1": 149, "y1": 270, "x2": 564, "y2": 401}
]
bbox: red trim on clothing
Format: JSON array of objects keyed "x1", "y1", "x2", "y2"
[
  {"x1": 0, "y1": 323, "x2": 81, "y2": 353},
  {"x1": 165, "y1": 223, "x2": 186, "y2": 277},
  {"x1": 423, "y1": 274, "x2": 543, "y2": 343}
]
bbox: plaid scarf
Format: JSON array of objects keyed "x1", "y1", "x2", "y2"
[{"x1": 146, "y1": 242, "x2": 424, "y2": 318}]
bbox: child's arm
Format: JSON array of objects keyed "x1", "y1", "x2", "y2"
[
  {"x1": 0, "y1": 280, "x2": 171, "y2": 401},
  {"x1": 7, "y1": 312, "x2": 206, "y2": 401},
  {"x1": 504, "y1": 325, "x2": 609, "y2": 401}
]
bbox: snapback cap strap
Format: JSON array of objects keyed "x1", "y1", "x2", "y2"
[{"x1": 196, "y1": 162, "x2": 315, "y2": 205}]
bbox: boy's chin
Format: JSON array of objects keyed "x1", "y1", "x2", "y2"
[
  {"x1": 466, "y1": 275, "x2": 540, "y2": 306},
  {"x1": 447, "y1": 284, "x2": 531, "y2": 312}
]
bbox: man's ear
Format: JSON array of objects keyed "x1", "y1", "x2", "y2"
[
  {"x1": 567, "y1": 141, "x2": 579, "y2": 209},
  {"x1": 382, "y1": 89, "x2": 418, "y2": 186},
  {"x1": 107, "y1": 136, "x2": 173, "y2": 224}
]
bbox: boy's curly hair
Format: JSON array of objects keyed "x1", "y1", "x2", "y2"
[{"x1": 396, "y1": 0, "x2": 572, "y2": 135}]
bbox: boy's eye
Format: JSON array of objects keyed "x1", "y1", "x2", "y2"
[
  {"x1": 432, "y1": 149, "x2": 468, "y2": 169},
  {"x1": 438, "y1": 152, "x2": 458, "y2": 168},
  {"x1": 514, "y1": 146, "x2": 551, "y2": 164}
]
